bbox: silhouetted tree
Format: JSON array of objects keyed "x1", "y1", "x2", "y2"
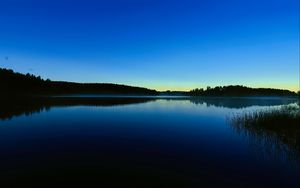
[
  {"x1": 189, "y1": 85, "x2": 297, "y2": 97},
  {"x1": 0, "y1": 68, "x2": 158, "y2": 96}
]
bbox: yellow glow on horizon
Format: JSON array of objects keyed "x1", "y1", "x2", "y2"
[{"x1": 148, "y1": 83, "x2": 299, "y2": 92}]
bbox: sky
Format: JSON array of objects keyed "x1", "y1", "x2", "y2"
[{"x1": 0, "y1": 0, "x2": 299, "y2": 91}]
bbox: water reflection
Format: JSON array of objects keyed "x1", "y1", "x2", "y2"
[
  {"x1": 0, "y1": 97, "x2": 155, "y2": 120},
  {"x1": 0, "y1": 96, "x2": 299, "y2": 187},
  {"x1": 189, "y1": 97, "x2": 297, "y2": 109},
  {"x1": 0, "y1": 96, "x2": 297, "y2": 120}
]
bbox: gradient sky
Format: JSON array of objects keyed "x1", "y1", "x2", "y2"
[{"x1": 0, "y1": 0, "x2": 299, "y2": 91}]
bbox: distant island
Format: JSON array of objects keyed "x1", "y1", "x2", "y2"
[
  {"x1": 188, "y1": 86, "x2": 298, "y2": 97},
  {"x1": 0, "y1": 68, "x2": 298, "y2": 97}
]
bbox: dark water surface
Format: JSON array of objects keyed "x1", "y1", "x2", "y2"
[{"x1": 0, "y1": 97, "x2": 299, "y2": 187}]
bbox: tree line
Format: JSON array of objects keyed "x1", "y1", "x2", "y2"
[
  {"x1": 0, "y1": 68, "x2": 158, "y2": 96},
  {"x1": 1, "y1": 67, "x2": 298, "y2": 97},
  {"x1": 189, "y1": 85, "x2": 298, "y2": 97}
]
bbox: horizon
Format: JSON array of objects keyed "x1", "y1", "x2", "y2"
[
  {"x1": 1, "y1": 67, "x2": 298, "y2": 93},
  {"x1": 0, "y1": 0, "x2": 299, "y2": 92}
]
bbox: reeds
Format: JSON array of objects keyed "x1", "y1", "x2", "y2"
[{"x1": 230, "y1": 104, "x2": 300, "y2": 162}]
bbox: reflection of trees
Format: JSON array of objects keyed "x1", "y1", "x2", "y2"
[
  {"x1": 0, "y1": 97, "x2": 154, "y2": 120},
  {"x1": 229, "y1": 105, "x2": 300, "y2": 164},
  {"x1": 189, "y1": 97, "x2": 297, "y2": 109}
]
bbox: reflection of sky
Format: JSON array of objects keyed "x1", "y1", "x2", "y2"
[
  {"x1": 0, "y1": 0, "x2": 299, "y2": 91},
  {"x1": 0, "y1": 98, "x2": 298, "y2": 186},
  {"x1": 0, "y1": 98, "x2": 296, "y2": 151}
]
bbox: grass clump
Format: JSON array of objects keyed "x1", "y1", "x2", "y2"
[{"x1": 230, "y1": 104, "x2": 300, "y2": 162}]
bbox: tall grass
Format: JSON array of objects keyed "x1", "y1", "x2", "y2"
[{"x1": 230, "y1": 104, "x2": 300, "y2": 162}]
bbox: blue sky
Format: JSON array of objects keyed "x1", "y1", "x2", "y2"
[{"x1": 0, "y1": 0, "x2": 299, "y2": 91}]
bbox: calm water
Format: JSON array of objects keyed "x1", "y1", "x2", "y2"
[{"x1": 0, "y1": 97, "x2": 299, "y2": 187}]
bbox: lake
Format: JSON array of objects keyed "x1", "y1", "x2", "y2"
[{"x1": 0, "y1": 97, "x2": 299, "y2": 187}]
